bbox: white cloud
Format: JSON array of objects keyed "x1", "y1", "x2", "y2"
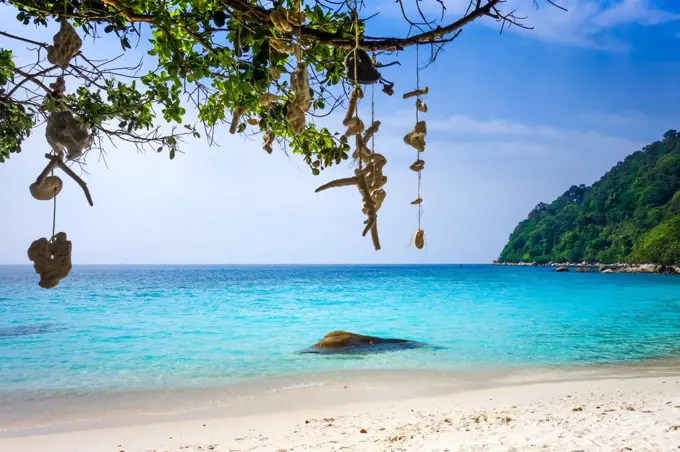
[
  {"x1": 593, "y1": 0, "x2": 680, "y2": 27},
  {"x1": 373, "y1": 0, "x2": 680, "y2": 50},
  {"x1": 579, "y1": 110, "x2": 647, "y2": 126},
  {"x1": 379, "y1": 111, "x2": 642, "y2": 153},
  {"x1": 504, "y1": 0, "x2": 680, "y2": 49}
]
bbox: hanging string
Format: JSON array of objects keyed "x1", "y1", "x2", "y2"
[
  {"x1": 50, "y1": 0, "x2": 71, "y2": 241},
  {"x1": 371, "y1": 53, "x2": 375, "y2": 155},
  {"x1": 415, "y1": 45, "x2": 422, "y2": 230},
  {"x1": 352, "y1": 0, "x2": 361, "y2": 172}
]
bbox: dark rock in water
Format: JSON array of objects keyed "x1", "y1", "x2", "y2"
[
  {"x1": 300, "y1": 330, "x2": 427, "y2": 355},
  {"x1": 574, "y1": 267, "x2": 596, "y2": 273},
  {"x1": 0, "y1": 323, "x2": 62, "y2": 338},
  {"x1": 555, "y1": 266, "x2": 569, "y2": 272},
  {"x1": 660, "y1": 265, "x2": 679, "y2": 275}
]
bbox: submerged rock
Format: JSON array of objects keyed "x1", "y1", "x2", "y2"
[
  {"x1": 555, "y1": 266, "x2": 569, "y2": 272},
  {"x1": 301, "y1": 330, "x2": 426, "y2": 354},
  {"x1": 574, "y1": 267, "x2": 596, "y2": 273}
]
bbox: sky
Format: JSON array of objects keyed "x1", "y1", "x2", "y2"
[{"x1": 1, "y1": 0, "x2": 679, "y2": 264}]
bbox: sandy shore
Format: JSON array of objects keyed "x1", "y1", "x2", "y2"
[{"x1": 2, "y1": 367, "x2": 680, "y2": 451}]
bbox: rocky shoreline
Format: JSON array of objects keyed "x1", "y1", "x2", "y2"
[{"x1": 492, "y1": 261, "x2": 680, "y2": 275}]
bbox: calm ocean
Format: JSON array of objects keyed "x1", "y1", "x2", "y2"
[{"x1": 1, "y1": 265, "x2": 680, "y2": 395}]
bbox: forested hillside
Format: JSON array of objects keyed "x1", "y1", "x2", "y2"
[{"x1": 499, "y1": 130, "x2": 680, "y2": 265}]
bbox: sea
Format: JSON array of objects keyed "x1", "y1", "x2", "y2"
[{"x1": 2, "y1": 264, "x2": 680, "y2": 397}]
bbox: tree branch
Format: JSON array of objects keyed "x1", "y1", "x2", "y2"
[{"x1": 98, "y1": 0, "x2": 153, "y2": 22}]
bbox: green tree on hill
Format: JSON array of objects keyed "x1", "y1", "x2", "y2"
[{"x1": 499, "y1": 131, "x2": 680, "y2": 265}]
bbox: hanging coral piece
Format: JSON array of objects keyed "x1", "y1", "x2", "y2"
[
  {"x1": 27, "y1": 18, "x2": 87, "y2": 289},
  {"x1": 259, "y1": 93, "x2": 279, "y2": 107},
  {"x1": 412, "y1": 229, "x2": 425, "y2": 250},
  {"x1": 345, "y1": 49, "x2": 381, "y2": 85},
  {"x1": 315, "y1": 130, "x2": 387, "y2": 250},
  {"x1": 403, "y1": 87, "x2": 429, "y2": 99},
  {"x1": 404, "y1": 120, "x2": 427, "y2": 152},
  {"x1": 50, "y1": 76, "x2": 66, "y2": 100},
  {"x1": 47, "y1": 20, "x2": 82, "y2": 69},
  {"x1": 406, "y1": 56, "x2": 428, "y2": 250},
  {"x1": 270, "y1": 2, "x2": 305, "y2": 32},
  {"x1": 410, "y1": 159, "x2": 424, "y2": 172},
  {"x1": 285, "y1": 8, "x2": 305, "y2": 27},
  {"x1": 343, "y1": 86, "x2": 365, "y2": 137},
  {"x1": 29, "y1": 175, "x2": 63, "y2": 201},
  {"x1": 45, "y1": 111, "x2": 92, "y2": 159},
  {"x1": 286, "y1": 61, "x2": 310, "y2": 134},
  {"x1": 263, "y1": 130, "x2": 275, "y2": 154},
  {"x1": 229, "y1": 107, "x2": 246, "y2": 134},
  {"x1": 270, "y1": 9, "x2": 293, "y2": 32},
  {"x1": 269, "y1": 67, "x2": 282, "y2": 81},
  {"x1": 270, "y1": 38, "x2": 296, "y2": 55},
  {"x1": 27, "y1": 232, "x2": 73, "y2": 289}
]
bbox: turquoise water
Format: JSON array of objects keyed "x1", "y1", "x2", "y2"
[{"x1": 1, "y1": 265, "x2": 680, "y2": 395}]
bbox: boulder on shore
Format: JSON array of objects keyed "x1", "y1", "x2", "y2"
[
  {"x1": 555, "y1": 266, "x2": 569, "y2": 272},
  {"x1": 574, "y1": 267, "x2": 596, "y2": 273}
]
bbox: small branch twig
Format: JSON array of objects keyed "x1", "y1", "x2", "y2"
[{"x1": 37, "y1": 154, "x2": 94, "y2": 206}]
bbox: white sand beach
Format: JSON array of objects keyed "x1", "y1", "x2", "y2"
[{"x1": 2, "y1": 366, "x2": 680, "y2": 452}]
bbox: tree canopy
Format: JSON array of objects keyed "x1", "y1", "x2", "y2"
[
  {"x1": 1, "y1": 0, "x2": 561, "y2": 169},
  {"x1": 498, "y1": 131, "x2": 680, "y2": 265}
]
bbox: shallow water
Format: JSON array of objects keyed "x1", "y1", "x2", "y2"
[{"x1": 1, "y1": 264, "x2": 680, "y2": 395}]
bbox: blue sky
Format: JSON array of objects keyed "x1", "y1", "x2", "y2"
[{"x1": 1, "y1": 0, "x2": 679, "y2": 264}]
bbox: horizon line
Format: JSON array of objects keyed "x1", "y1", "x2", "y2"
[{"x1": 0, "y1": 262, "x2": 492, "y2": 266}]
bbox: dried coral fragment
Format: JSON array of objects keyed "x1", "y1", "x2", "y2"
[
  {"x1": 29, "y1": 175, "x2": 63, "y2": 201},
  {"x1": 50, "y1": 76, "x2": 66, "y2": 100},
  {"x1": 403, "y1": 121, "x2": 427, "y2": 152},
  {"x1": 47, "y1": 21, "x2": 82, "y2": 69},
  {"x1": 344, "y1": 119, "x2": 365, "y2": 138},
  {"x1": 343, "y1": 86, "x2": 364, "y2": 126},
  {"x1": 269, "y1": 67, "x2": 282, "y2": 80},
  {"x1": 263, "y1": 130, "x2": 275, "y2": 154},
  {"x1": 229, "y1": 107, "x2": 245, "y2": 134},
  {"x1": 259, "y1": 93, "x2": 279, "y2": 107},
  {"x1": 413, "y1": 229, "x2": 425, "y2": 250},
  {"x1": 362, "y1": 121, "x2": 381, "y2": 143},
  {"x1": 270, "y1": 38, "x2": 295, "y2": 54},
  {"x1": 270, "y1": 10, "x2": 293, "y2": 33},
  {"x1": 290, "y1": 62, "x2": 311, "y2": 111},
  {"x1": 27, "y1": 232, "x2": 72, "y2": 289},
  {"x1": 286, "y1": 9, "x2": 305, "y2": 27},
  {"x1": 403, "y1": 87, "x2": 429, "y2": 99},
  {"x1": 286, "y1": 61, "x2": 311, "y2": 133},
  {"x1": 45, "y1": 111, "x2": 92, "y2": 158},
  {"x1": 410, "y1": 159, "x2": 424, "y2": 172}
]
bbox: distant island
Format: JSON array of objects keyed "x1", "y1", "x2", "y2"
[{"x1": 498, "y1": 130, "x2": 680, "y2": 271}]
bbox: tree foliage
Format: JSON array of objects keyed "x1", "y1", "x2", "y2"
[
  {"x1": 498, "y1": 131, "x2": 680, "y2": 265},
  {"x1": 0, "y1": 0, "x2": 559, "y2": 170}
]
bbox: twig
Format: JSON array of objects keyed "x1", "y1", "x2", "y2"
[{"x1": 39, "y1": 154, "x2": 95, "y2": 206}]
